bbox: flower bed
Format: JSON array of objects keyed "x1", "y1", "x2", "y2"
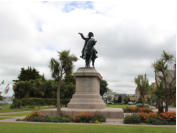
[
  {"x1": 123, "y1": 106, "x2": 152, "y2": 113},
  {"x1": 24, "y1": 111, "x2": 106, "y2": 123},
  {"x1": 140, "y1": 112, "x2": 176, "y2": 125},
  {"x1": 73, "y1": 112, "x2": 106, "y2": 123},
  {"x1": 124, "y1": 112, "x2": 176, "y2": 125},
  {"x1": 24, "y1": 110, "x2": 71, "y2": 122}
]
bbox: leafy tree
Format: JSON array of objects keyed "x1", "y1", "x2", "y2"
[
  {"x1": 134, "y1": 74, "x2": 149, "y2": 107},
  {"x1": 113, "y1": 94, "x2": 119, "y2": 104},
  {"x1": 118, "y1": 95, "x2": 122, "y2": 103},
  {"x1": 0, "y1": 92, "x2": 3, "y2": 100},
  {"x1": 15, "y1": 67, "x2": 42, "y2": 82},
  {"x1": 100, "y1": 80, "x2": 109, "y2": 96},
  {"x1": 60, "y1": 75, "x2": 75, "y2": 106},
  {"x1": 124, "y1": 96, "x2": 130, "y2": 104},
  {"x1": 153, "y1": 50, "x2": 176, "y2": 112},
  {"x1": 13, "y1": 79, "x2": 57, "y2": 99},
  {"x1": 49, "y1": 50, "x2": 77, "y2": 115}
]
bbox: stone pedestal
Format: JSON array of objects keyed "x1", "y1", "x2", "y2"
[
  {"x1": 67, "y1": 67, "x2": 106, "y2": 109},
  {"x1": 40, "y1": 67, "x2": 124, "y2": 119}
]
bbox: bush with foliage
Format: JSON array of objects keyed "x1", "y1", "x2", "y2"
[
  {"x1": 124, "y1": 114, "x2": 142, "y2": 124},
  {"x1": 11, "y1": 98, "x2": 71, "y2": 108},
  {"x1": 123, "y1": 106, "x2": 152, "y2": 113},
  {"x1": 25, "y1": 110, "x2": 48, "y2": 122},
  {"x1": 73, "y1": 112, "x2": 106, "y2": 123},
  {"x1": 13, "y1": 79, "x2": 57, "y2": 99},
  {"x1": 124, "y1": 112, "x2": 176, "y2": 125},
  {"x1": 11, "y1": 98, "x2": 56, "y2": 108},
  {"x1": 140, "y1": 112, "x2": 176, "y2": 125},
  {"x1": 24, "y1": 110, "x2": 71, "y2": 123},
  {"x1": 136, "y1": 103, "x2": 149, "y2": 108}
]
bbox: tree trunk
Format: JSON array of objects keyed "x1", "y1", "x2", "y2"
[
  {"x1": 158, "y1": 101, "x2": 164, "y2": 113},
  {"x1": 57, "y1": 77, "x2": 62, "y2": 115},
  {"x1": 165, "y1": 100, "x2": 169, "y2": 112},
  {"x1": 142, "y1": 96, "x2": 144, "y2": 107}
]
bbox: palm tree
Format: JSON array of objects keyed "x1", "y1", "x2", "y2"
[
  {"x1": 134, "y1": 74, "x2": 149, "y2": 107},
  {"x1": 49, "y1": 50, "x2": 77, "y2": 115},
  {"x1": 153, "y1": 50, "x2": 175, "y2": 112}
]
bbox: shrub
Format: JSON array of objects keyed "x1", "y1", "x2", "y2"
[
  {"x1": 123, "y1": 107, "x2": 138, "y2": 113},
  {"x1": 140, "y1": 112, "x2": 176, "y2": 125},
  {"x1": 25, "y1": 110, "x2": 49, "y2": 122},
  {"x1": 73, "y1": 112, "x2": 106, "y2": 123},
  {"x1": 11, "y1": 98, "x2": 70, "y2": 109},
  {"x1": 138, "y1": 107, "x2": 152, "y2": 113},
  {"x1": 160, "y1": 112, "x2": 176, "y2": 122},
  {"x1": 136, "y1": 103, "x2": 149, "y2": 108},
  {"x1": 124, "y1": 114, "x2": 142, "y2": 124},
  {"x1": 25, "y1": 110, "x2": 72, "y2": 123},
  {"x1": 145, "y1": 115, "x2": 168, "y2": 125},
  {"x1": 48, "y1": 116, "x2": 71, "y2": 122},
  {"x1": 123, "y1": 106, "x2": 152, "y2": 113},
  {"x1": 89, "y1": 114, "x2": 106, "y2": 123}
]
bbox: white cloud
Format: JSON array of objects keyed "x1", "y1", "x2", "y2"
[{"x1": 0, "y1": 1, "x2": 176, "y2": 96}]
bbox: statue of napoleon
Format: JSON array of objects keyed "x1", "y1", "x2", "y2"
[{"x1": 78, "y1": 32, "x2": 98, "y2": 67}]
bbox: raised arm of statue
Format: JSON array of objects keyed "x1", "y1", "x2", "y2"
[{"x1": 78, "y1": 33, "x2": 86, "y2": 40}]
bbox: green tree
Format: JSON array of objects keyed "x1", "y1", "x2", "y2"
[
  {"x1": 124, "y1": 95, "x2": 130, "y2": 104},
  {"x1": 118, "y1": 95, "x2": 122, "y2": 103},
  {"x1": 134, "y1": 74, "x2": 149, "y2": 107},
  {"x1": 60, "y1": 75, "x2": 75, "y2": 106},
  {"x1": 15, "y1": 67, "x2": 42, "y2": 82},
  {"x1": 100, "y1": 80, "x2": 109, "y2": 96},
  {"x1": 153, "y1": 50, "x2": 176, "y2": 112},
  {"x1": 113, "y1": 94, "x2": 119, "y2": 104},
  {"x1": 49, "y1": 50, "x2": 77, "y2": 115},
  {"x1": 0, "y1": 92, "x2": 3, "y2": 100}
]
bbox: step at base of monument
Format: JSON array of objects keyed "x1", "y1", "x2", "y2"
[
  {"x1": 40, "y1": 108, "x2": 124, "y2": 119},
  {"x1": 68, "y1": 103, "x2": 106, "y2": 109}
]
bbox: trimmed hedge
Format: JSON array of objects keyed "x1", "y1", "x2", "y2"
[
  {"x1": 124, "y1": 114, "x2": 142, "y2": 124},
  {"x1": 11, "y1": 98, "x2": 70, "y2": 108}
]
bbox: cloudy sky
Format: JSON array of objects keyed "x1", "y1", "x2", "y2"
[{"x1": 0, "y1": 0, "x2": 176, "y2": 96}]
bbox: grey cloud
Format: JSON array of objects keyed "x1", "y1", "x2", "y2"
[{"x1": 0, "y1": 2, "x2": 175, "y2": 96}]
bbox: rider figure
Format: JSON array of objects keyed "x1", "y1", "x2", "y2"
[
  {"x1": 78, "y1": 32, "x2": 98, "y2": 67},
  {"x1": 78, "y1": 32, "x2": 97, "y2": 59}
]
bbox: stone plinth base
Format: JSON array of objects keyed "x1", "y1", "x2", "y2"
[
  {"x1": 67, "y1": 67, "x2": 106, "y2": 109},
  {"x1": 40, "y1": 108, "x2": 124, "y2": 119}
]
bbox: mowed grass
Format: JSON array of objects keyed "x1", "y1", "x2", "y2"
[
  {"x1": 0, "y1": 123, "x2": 175, "y2": 133},
  {"x1": 0, "y1": 104, "x2": 56, "y2": 113},
  {"x1": 107, "y1": 104, "x2": 134, "y2": 109},
  {"x1": 0, "y1": 117, "x2": 10, "y2": 120},
  {"x1": 0, "y1": 111, "x2": 30, "y2": 120},
  {"x1": 0, "y1": 112, "x2": 30, "y2": 117}
]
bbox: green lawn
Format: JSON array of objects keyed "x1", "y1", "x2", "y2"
[
  {"x1": 0, "y1": 105, "x2": 56, "y2": 113},
  {"x1": 0, "y1": 112, "x2": 30, "y2": 117},
  {"x1": 0, "y1": 117, "x2": 10, "y2": 120},
  {"x1": 0, "y1": 123, "x2": 175, "y2": 133},
  {"x1": 107, "y1": 104, "x2": 134, "y2": 108}
]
